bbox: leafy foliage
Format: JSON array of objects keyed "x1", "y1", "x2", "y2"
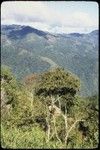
[{"x1": 1, "y1": 66, "x2": 98, "y2": 149}]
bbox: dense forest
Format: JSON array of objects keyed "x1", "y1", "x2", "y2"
[
  {"x1": 1, "y1": 65, "x2": 99, "y2": 149},
  {"x1": 1, "y1": 25, "x2": 98, "y2": 97},
  {"x1": 1, "y1": 1, "x2": 99, "y2": 149}
]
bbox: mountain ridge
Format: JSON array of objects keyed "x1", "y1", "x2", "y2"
[
  {"x1": 1, "y1": 24, "x2": 98, "y2": 97},
  {"x1": 1, "y1": 24, "x2": 99, "y2": 37}
]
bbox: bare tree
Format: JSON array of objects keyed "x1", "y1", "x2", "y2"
[{"x1": 47, "y1": 96, "x2": 85, "y2": 147}]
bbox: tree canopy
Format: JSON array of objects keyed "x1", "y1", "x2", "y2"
[
  {"x1": 1, "y1": 66, "x2": 98, "y2": 149},
  {"x1": 36, "y1": 68, "x2": 80, "y2": 97}
]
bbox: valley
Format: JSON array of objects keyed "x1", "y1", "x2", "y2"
[{"x1": 1, "y1": 25, "x2": 98, "y2": 96}]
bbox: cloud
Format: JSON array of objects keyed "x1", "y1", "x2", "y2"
[{"x1": 1, "y1": 1, "x2": 98, "y2": 33}]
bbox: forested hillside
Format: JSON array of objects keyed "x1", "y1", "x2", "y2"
[
  {"x1": 1, "y1": 66, "x2": 99, "y2": 149},
  {"x1": 1, "y1": 24, "x2": 99, "y2": 149},
  {"x1": 1, "y1": 0, "x2": 99, "y2": 149},
  {"x1": 1, "y1": 25, "x2": 98, "y2": 96}
]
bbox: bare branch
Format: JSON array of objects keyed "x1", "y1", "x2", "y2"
[
  {"x1": 53, "y1": 115, "x2": 62, "y2": 143},
  {"x1": 46, "y1": 105, "x2": 51, "y2": 143},
  {"x1": 65, "y1": 119, "x2": 85, "y2": 145}
]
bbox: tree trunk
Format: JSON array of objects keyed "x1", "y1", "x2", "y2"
[{"x1": 46, "y1": 106, "x2": 51, "y2": 143}]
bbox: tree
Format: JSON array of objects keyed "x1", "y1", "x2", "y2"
[
  {"x1": 1, "y1": 65, "x2": 18, "y2": 119},
  {"x1": 22, "y1": 73, "x2": 39, "y2": 114},
  {"x1": 35, "y1": 68, "x2": 83, "y2": 147},
  {"x1": 1, "y1": 65, "x2": 14, "y2": 82},
  {"x1": 23, "y1": 73, "x2": 38, "y2": 91},
  {"x1": 36, "y1": 67, "x2": 80, "y2": 107},
  {"x1": 1, "y1": 66, "x2": 34, "y2": 128},
  {"x1": 84, "y1": 95, "x2": 99, "y2": 148}
]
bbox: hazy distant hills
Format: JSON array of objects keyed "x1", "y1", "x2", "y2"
[
  {"x1": 1, "y1": 25, "x2": 98, "y2": 96},
  {"x1": 1, "y1": 25, "x2": 48, "y2": 39}
]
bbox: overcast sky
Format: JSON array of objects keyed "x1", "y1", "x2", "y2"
[{"x1": 1, "y1": 1, "x2": 99, "y2": 33}]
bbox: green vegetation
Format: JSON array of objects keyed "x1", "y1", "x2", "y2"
[
  {"x1": 1, "y1": 25, "x2": 98, "y2": 96},
  {"x1": 1, "y1": 66, "x2": 99, "y2": 149}
]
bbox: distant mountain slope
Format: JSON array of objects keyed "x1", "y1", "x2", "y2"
[
  {"x1": 1, "y1": 25, "x2": 52, "y2": 39},
  {"x1": 1, "y1": 24, "x2": 98, "y2": 96}
]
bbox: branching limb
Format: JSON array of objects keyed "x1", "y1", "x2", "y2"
[
  {"x1": 65, "y1": 119, "x2": 85, "y2": 145},
  {"x1": 46, "y1": 106, "x2": 51, "y2": 143},
  {"x1": 53, "y1": 115, "x2": 62, "y2": 143}
]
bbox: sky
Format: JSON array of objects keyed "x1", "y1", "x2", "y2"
[{"x1": 1, "y1": 1, "x2": 99, "y2": 33}]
